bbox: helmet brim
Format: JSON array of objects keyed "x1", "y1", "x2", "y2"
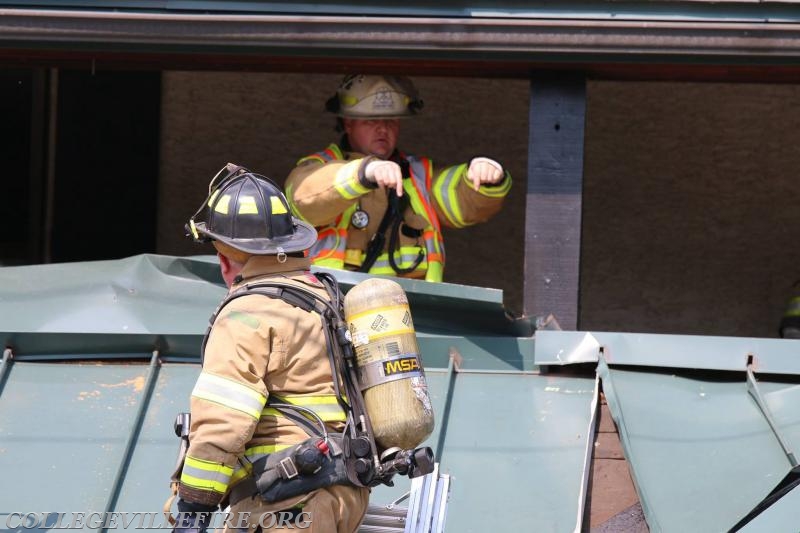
[{"x1": 195, "y1": 218, "x2": 318, "y2": 255}]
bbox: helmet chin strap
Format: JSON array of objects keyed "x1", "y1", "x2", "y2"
[{"x1": 185, "y1": 163, "x2": 245, "y2": 242}]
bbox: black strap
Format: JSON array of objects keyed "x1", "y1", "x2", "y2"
[
  {"x1": 200, "y1": 280, "x2": 341, "y2": 398},
  {"x1": 266, "y1": 399, "x2": 326, "y2": 438},
  {"x1": 359, "y1": 190, "x2": 397, "y2": 273},
  {"x1": 358, "y1": 157, "x2": 424, "y2": 276},
  {"x1": 200, "y1": 283, "x2": 326, "y2": 364},
  {"x1": 388, "y1": 207, "x2": 425, "y2": 275}
]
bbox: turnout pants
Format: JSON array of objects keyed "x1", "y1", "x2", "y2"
[{"x1": 224, "y1": 485, "x2": 369, "y2": 533}]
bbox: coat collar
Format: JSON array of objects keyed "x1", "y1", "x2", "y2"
[{"x1": 233, "y1": 255, "x2": 311, "y2": 287}]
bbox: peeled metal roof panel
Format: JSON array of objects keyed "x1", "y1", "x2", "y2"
[
  {"x1": 599, "y1": 359, "x2": 800, "y2": 532},
  {"x1": 0, "y1": 255, "x2": 530, "y2": 365},
  {"x1": 0, "y1": 255, "x2": 226, "y2": 357}
]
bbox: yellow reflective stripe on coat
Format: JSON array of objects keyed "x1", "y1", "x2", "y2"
[
  {"x1": 284, "y1": 182, "x2": 313, "y2": 224},
  {"x1": 308, "y1": 206, "x2": 354, "y2": 265},
  {"x1": 785, "y1": 296, "x2": 800, "y2": 317},
  {"x1": 230, "y1": 464, "x2": 251, "y2": 485},
  {"x1": 181, "y1": 455, "x2": 233, "y2": 494},
  {"x1": 263, "y1": 394, "x2": 347, "y2": 422},
  {"x1": 245, "y1": 443, "x2": 294, "y2": 457},
  {"x1": 471, "y1": 172, "x2": 512, "y2": 198},
  {"x1": 404, "y1": 172, "x2": 440, "y2": 233},
  {"x1": 425, "y1": 261, "x2": 443, "y2": 282},
  {"x1": 229, "y1": 443, "x2": 294, "y2": 484},
  {"x1": 433, "y1": 164, "x2": 468, "y2": 228},
  {"x1": 368, "y1": 249, "x2": 428, "y2": 275},
  {"x1": 297, "y1": 143, "x2": 344, "y2": 166},
  {"x1": 333, "y1": 160, "x2": 370, "y2": 200},
  {"x1": 191, "y1": 372, "x2": 267, "y2": 420}
]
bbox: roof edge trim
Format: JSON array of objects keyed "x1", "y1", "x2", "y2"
[{"x1": 3, "y1": 9, "x2": 800, "y2": 61}]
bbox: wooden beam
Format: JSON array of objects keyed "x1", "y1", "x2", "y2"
[{"x1": 524, "y1": 72, "x2": 586, "y2": 329}]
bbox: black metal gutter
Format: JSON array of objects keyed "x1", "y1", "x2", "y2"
[{"x1": 2, "y1": 9, "x2": 800, "y2": 65}]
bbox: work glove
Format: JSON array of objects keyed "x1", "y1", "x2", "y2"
[
  {"x1": 365, "y1": 160, "x2": 404, "y2": 197},
  {"x1": 172, "y1": 498, "x2": 216, "y2": 533},
  {"x1": 467, "y1": 157, "x2": 504, "y2": 190}
]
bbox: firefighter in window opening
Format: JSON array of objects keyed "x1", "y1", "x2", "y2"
[
  {"x1": 285, "y1": 74, "x2": 512, "y2": 282},
  {"x1": 173, "y1": 164, "x2": 369, "y2": 533}
]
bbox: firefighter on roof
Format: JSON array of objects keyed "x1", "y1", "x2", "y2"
[
  {"x1": 174, "y1": 164, "x2": 369, "y2": 532},
  {"x1": 285, "y1": 74, "x2": 512, "y2": 282}
]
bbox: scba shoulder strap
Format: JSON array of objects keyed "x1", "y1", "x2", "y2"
[
  {"x1": 201, "y1": 272, "x2": 352, "y2": 430},
  {"x1": 200, "y1": 275, "x2": 335, "y2": 364},
  {"x1": 201, "y1": 273, "x2": 388, "y2": 492}
]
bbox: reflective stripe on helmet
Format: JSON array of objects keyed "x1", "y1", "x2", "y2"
[
  {"x1": 189, "y1": 166, "x2": 318, "y2": 255},
  {"x1": 181, "y1": 455, "x2": 233, "y2": 495},
  {"x1": 191, "y1": 372, "x2": 267, "y2": 420}
]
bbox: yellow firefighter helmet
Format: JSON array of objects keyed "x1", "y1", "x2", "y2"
[{"x1": 326, "y1": 74, "x2": 424, "y2": 119}]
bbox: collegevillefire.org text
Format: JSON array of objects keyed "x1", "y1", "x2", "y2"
[{"x1": 2, "y1": 512, "x2": 312, "y2": 530}]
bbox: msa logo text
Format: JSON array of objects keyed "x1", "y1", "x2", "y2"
[{"x1": 383, "y1": 356, "x2": 420, "y2": 376}]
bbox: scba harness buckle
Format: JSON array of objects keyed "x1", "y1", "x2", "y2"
[{"x1": 278, "y1": 457, "x2": 299, "y2": 480}]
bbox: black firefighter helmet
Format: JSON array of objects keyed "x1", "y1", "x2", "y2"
[{"x1": 186, "y1": 163, "x2": 317, "y2": 255}]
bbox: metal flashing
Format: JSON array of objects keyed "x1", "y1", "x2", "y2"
[{"x1": 536, "y1": 330, "x2": 800, "y2": 375}]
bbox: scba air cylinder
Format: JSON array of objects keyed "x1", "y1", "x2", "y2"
[{"x1": 344, "y1": 278, "x2": 434, "y2": 450}]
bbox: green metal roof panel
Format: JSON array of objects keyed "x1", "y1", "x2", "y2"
[
  {"x1": 424, "y1": 372, "x2": 596, "y2": 533},
  {"x1": 113, "y1": 362, "x2": 200, "y2": 513},
  {"x1": 0, "y1": 361, "x2": 156, "y2": 511},
  {"x1": 0, "y1": 360, "x2": 595, "y2": 532},
  {"x1": 739, "y1": 484, "x2": 800, "y2": 533},
  {"x1": 599, "y1": 359, "x2": 800, "y2": 532}
]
